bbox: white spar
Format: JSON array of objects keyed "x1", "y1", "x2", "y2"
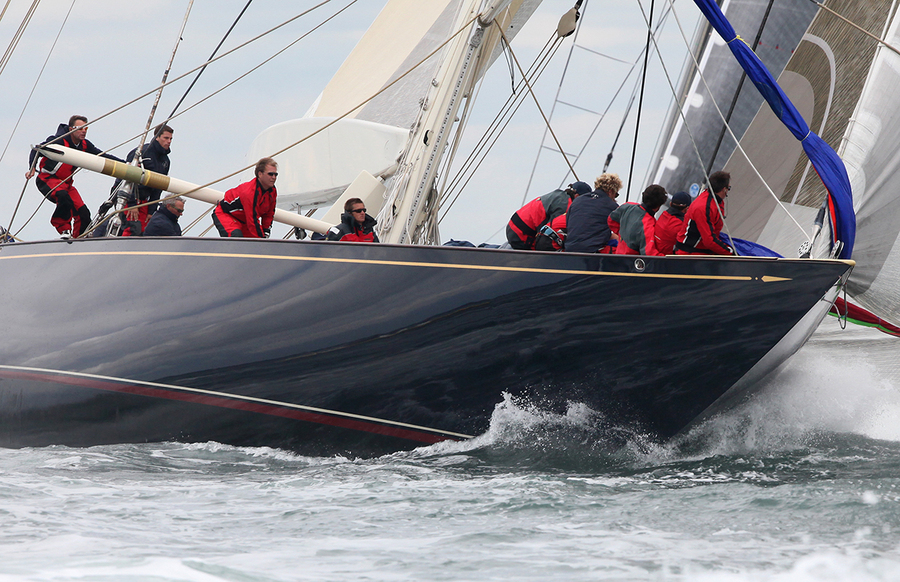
[{"x1": 35, "y1": 144, "x2": 333, "y2": 234}]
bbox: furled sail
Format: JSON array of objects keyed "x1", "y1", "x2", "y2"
[{"x1": 651, "y1": 0, "x2": 818, "y2": 197}]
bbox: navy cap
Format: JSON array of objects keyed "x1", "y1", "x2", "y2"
[
  {"x1": 671, "y1": 191, "x2": 692, "y2": 207},
  {"x1": 568, "y1": 181, "x2": 592, "y2": 195}
]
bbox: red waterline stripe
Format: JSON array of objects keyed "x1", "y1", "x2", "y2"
[{"x1": 0, "y1": 370, "x2": 457, "y2": 445}]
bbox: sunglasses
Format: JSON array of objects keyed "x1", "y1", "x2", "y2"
[
  {"x1": 351, "y1": 208, "x2": 366, "y2": 214},
  {"x1": 266, "y1": 172, "x2": 278, "y2": 177}
]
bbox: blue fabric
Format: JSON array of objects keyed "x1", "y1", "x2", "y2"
[
  {"x1": 692, "y1": 0, "x2": 855, "y2": 259},
  {"x1": 727, "y1": 237, "x2": 782, "y2": 258}
]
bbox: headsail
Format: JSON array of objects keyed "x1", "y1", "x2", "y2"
[{"x1": 708, "y1": 0, "x2": 899, "y2": 326}]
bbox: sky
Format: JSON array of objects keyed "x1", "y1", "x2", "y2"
[{"x1": 0, "y1": 0, "x2": 701, "y2": 244}]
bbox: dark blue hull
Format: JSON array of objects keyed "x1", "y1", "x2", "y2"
[{"x1": 0, "y1": 237, "x2": 852, "y2": 456}]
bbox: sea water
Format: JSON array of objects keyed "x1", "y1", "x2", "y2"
[{"x1": 0, "y1": 321, "x2": 898, "y2": 581}]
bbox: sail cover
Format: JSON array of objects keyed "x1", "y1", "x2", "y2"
[{"x1": 692, "y1": 0, "x2": 855, "y2": 259}]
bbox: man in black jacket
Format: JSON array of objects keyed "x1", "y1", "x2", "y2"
[
  {"x1": 119, "y1": 124, "x2": 173, "y2": 235},
  {"x1": 143, "y1": 197, "x2": 184, "y2": 237}
]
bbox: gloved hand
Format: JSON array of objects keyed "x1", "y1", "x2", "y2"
[{"x1": 263, "y1": 228, "x2": 271, "y2": 239}]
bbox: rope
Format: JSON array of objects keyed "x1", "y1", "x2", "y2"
[
  {"x1": 495, "y1": 23, "x2": 578, "y2": 181},
  {"x1": 4, "y1": 0, "x2": 77, "y2": 235},
  {"x1": 662, "y1": 0, "x2": 809, "y2": 241},
  {"x1": 439, "y1": 34, "x2": 564, "y2": 221},
  {"x1": 0, "y1": 0, "x2": 39, "y2": 78},
  {"x1": 521, "y1": 0, "x2": 589, "y2": 203},
  {"x1": 168, "y1": 0, "x2": 253, "y2": 118},
  {"x1": 439, "y1": 31, "x2": 561, "y2": 212},
  {"x1": 135, "y1": 0, "x2": 195, "y2": 154},
  {"x1": 626, "y1": 0, "x2": 654, "y2": 202}
]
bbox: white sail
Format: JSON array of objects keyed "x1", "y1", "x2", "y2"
[{"x1": 252, "y1": 0, "x2": 544, "y2": 228}]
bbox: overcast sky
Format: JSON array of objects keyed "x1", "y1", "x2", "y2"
[{"x1": 0, "y1": 0, "x2": 701, "y2": 243}]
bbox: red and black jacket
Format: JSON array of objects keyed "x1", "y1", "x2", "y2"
[
  {"x1": 505, "y1": 189, "x2": 571, "y2": 250},
  {"x1": 677, "y1": 189, "x2": 732, "y2": 255},
  {"x1": 608, "y1": 202, "x2": 663, "y2": 256},
  {"x1": 326, "y1": 212, "x2": 380, "y2": 242}
]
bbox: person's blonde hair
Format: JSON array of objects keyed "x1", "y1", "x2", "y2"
[{"x1": 594, "y1": 173, "x2": 622, "y2": 195}]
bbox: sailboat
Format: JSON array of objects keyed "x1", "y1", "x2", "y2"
[{"x1": 0, "y1": 0, "x2": 854, "y2": 457}]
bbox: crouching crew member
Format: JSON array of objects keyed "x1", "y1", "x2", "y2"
[
  {"x1": 26, "y1": 115, "x2": 124, "y2": 238},
  {"x1": 676, "y1": 170, "x2": 734, "y2": 255},
  {"x1": 143, "y1": 196, "x2": 185, "y2": 237},
  {"x1": 325, "y1": 198, "x2": 379, "y2": 242},
  {"x1": 213, "y1": 157, "x2": 278, "y2": 238},
  {"x1": 506, "y1": 181, "x2": 592, "y2": 250},
  {"x1": 653, "y1": 191, "x2": 691, "y2": 255},
  {"x1": 565, "y1": 173, "x2": 622, "y2": 254},
  {"x1": 607, "y1": 184, "x2": 668, "y2": 256}
]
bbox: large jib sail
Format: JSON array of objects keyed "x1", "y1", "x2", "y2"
[{"x1": 692, "y1": 0, "x2": 855, "y2": 259}]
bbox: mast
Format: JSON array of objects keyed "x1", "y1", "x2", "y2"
[{"x1": 378, "y1": 0, "x2": 517, "y2": 245}]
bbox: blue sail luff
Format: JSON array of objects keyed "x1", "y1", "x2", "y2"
[{"x1": 692, "y1": 0, "x2": 855, "y2": 259}]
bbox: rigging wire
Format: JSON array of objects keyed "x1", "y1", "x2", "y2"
[
  {"x1": 4, "y1": 0, "x2": 78, "y2": 236},
  {"x1": 438, "y1": 37, "x2": 565, "y2": 221},
  {"x1": 438, "y1": 31, "x2": 561, "y2": 211},
  {"x1": 564, "y1": 4, "x2": 676, "y2": 187},
  {"x1": 0, "y1": 0, "x2": 13, "y2": 22},
  {"x1": 137, "y1": 0, "x2": 195, "y2": 150},
  {"x1": 521, "y1": 0, "x2": 589, "y2": 204},
  {"x1": 626, "y1": 0, "x2": 654, "y2": 202},
  {"x1": 658, "y1": 0, "x2": 809, "y2": 240},
  {"x1": 0, "y1": 0, "x2": 38, "y2": 78},
  {"x1": 167, "y1": 0, "x2": 253, "y2": 118},
  {"x1": 495, "y1": 23, "x2": 579, "y2": 182},
  {"x1": 81, "y1": 13, "x2": 482, "y2": 239}
]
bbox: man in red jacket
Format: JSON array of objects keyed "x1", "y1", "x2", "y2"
[
  {"x1": 213, "y1": 158, "x2": 278, "y2": 238},
  {"x1": 676, "y1": 171, "x2": 734, "y2": 255},
  {"x1": 654, "y1": 191, "x2": 691, "y2": 255},
  {"x1": 506, "y1": 181, "x2": 592, "y2": 250},
  {"x1": 26, "y1": 115, "x2": 123, "y2": 238}
]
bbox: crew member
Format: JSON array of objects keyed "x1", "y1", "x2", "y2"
[
  {"x1": 506, "y1": 181, "x2": 592, "y2": 250},
  {"x1": 565, "y1": 173, "x2": 622, "y2": 254},
  {"x1": 26, "y1": 115, "x2": 123, "y2": 238},
  {"x1": 213, "y1": 158, "x2": 278, "y2": 238},
  {"x1": 119, "y1": 125, "x2": 173, "y2": 236},
  {"x1": 653, "y1": 191, "x2": 691, "y2": 255},
  {"x1": 143, "y1": 196, "x2": 185, "y2": 237},
  {"x1": 676, "y1": 171, "x2": 734, "y2": 255},
  {"x1": 325, "y1": 198, "x2": 380, "y2": 242},
  {"x1": 607, "y1": 184, "x2": 668, "y2": 256}
]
